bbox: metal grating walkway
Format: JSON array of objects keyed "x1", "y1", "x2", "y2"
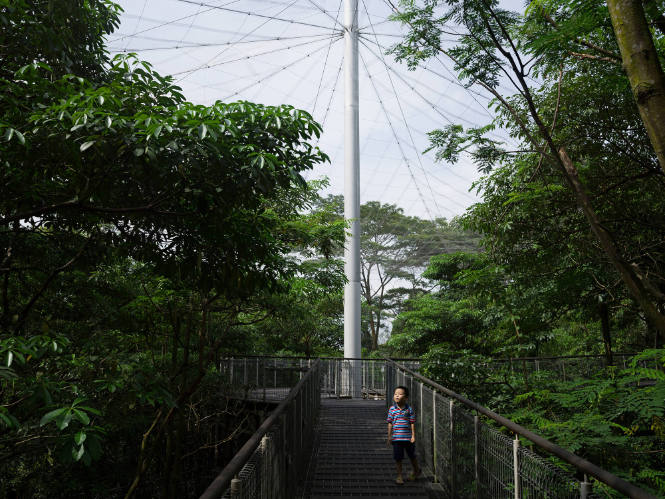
[{"x1": 301, "y1": 399, "x2": 434, "y2": 498}]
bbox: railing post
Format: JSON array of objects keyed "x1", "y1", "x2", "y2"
[
  {"x1": 371, "y1": 361, "x2": 374, "y2": 394},
  {"x1": 580, "y1": 475, "x2": 593, "y2": 498},
  {"x1": 419, "y1": 381, "x2": 424, "y2": 443},
  {"x1": 474, "y1": 414, "x2": 480, "y2": 499},
  {"x1": 244, "y1": 358, "x2": 248, "y2": 385},
  {"x1": 432, "y1": 390, "x2": 437, "y2": 483},
  {"x1": 262, "y1": 435, "x2": 271, "y2": 499},
  {"x1": 230, "y1": 477, "x2": 241, "y2": 498},
  {"x1": 513, "y1": 435, "x2": 521, "y2": 499},
  {"x1": 450, "y1": 399, "x2": 456, "y2": 496}
]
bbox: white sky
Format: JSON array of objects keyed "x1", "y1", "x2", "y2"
[{"x1": 107, "y1": 0, "x2": 523, "y2": 222}]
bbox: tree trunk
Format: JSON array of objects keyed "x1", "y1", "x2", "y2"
[
  {"x1": 599, "y1": 302, "x2": 614, "y2": 366},
  {"x1": 607, "y1": 0, "x2": 665, "y2": 173},
  {"x1": 558, "y1": 148, "x2": 665, "y2": 335}
]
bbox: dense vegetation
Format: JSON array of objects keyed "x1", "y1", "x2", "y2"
[
  {"x1": 1, "y1": 0, "x2": 664, "y2": 497},
  {"x1": 383, "y1": 0, "x2": 665, "y2": 495}
]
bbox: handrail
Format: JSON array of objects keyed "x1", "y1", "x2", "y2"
[
  {"x1": 200, "y1": 359, "x2": 321, "y2": 499},
  {"x1": 221, "y1": 355, "x2": 420, "y2": 361},
  {"x1": 386, "y1": 357, "x2": 657, "y2": 499}
]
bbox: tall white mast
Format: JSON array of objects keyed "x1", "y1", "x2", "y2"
[{"x1": 343, "y1": 0, "x2": 361, "y2": 388}]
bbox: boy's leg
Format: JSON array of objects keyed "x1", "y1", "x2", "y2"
[
  {"x1": 393, "y1": 442, "x2": 405, "y2": 484},
  {"x1": 409, "y1": 457, "x2": 421, "y2": 475},
  {"x1": 406, "y1": 443, "x2": 421, "y2": 480}
]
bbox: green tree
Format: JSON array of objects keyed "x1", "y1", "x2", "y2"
[
  {"x1": 388, "y1": 0, "x2": 665, "y2": 336},
  {"x1": 315, "y1": 195, "x2": 478, "y2": 351},
  {"x1": 0, "y1": 2, "x2": 344, "y2": 496}
]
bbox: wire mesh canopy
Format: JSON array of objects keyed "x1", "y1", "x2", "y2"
[{"x1": 108, "y1": 0, "x2": 517, "y2": 222}]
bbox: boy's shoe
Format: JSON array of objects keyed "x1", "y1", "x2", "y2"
[
  {"x1": 408, "y1": 469, "x2": 422, "y2": 481},
  {"x1": 395, "y1": 475, "x2": 404, "y2": 485}
]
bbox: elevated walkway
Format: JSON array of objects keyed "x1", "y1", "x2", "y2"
[
  {"x1": 301, "y1": 399, "x2": 431, "y2": 498},
  {"x1": 202, "y1": 357, "x2": 657, "y2": 499}
]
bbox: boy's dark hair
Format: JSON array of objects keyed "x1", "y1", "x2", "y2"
[{"x1": 395, "y1": 385, "x2": 409, "y2": 397}]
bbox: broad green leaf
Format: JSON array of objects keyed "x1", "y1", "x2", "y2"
[
  {"x1": 73, "y1": 409, "x2": 90, "y2": 425},
  {"x1": 74, "y1": 431, "x2": 87, "y2": 445},
  {"x1": 40, "y1": 407, "x2": 67, "y2": 427},
  {"x1": 57, "y1": 411, "x2": 72, "y2": 430}
]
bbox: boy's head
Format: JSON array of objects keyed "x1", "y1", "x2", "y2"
[{"x1": 393, "y1": 386, "x2": 409, "y2": 405}]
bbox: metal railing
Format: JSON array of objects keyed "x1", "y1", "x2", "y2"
[
  {"x1": 201, "y1": 360, "x2": 321, "y2": 499},
  {"x1": 487, "y1": 353, "x2": 649, "y2": 381},
  {"x1": 319, "y1": 357, "x2": 419, "y2": 398},
  {"x1": 385, "y1": 358, "x2": 657, "y2": 499},
  {"x1": 218, "y1": 357, "x2": 314, "y2": 402}
]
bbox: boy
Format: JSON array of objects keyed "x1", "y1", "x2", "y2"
[{"x1": 386, "y1": 385, "x2": 421, "y2": 484}]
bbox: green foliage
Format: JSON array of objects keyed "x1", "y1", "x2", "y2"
[
  {"x1": 0, "y1": 2, "x2": 344, "y2": 496},
  {"x1": 507, "y1": 350, "x2": 665, "y2": 496}
]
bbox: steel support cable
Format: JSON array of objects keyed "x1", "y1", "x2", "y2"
[
  {"x1": 168, "y1": 35, "x2": 340, "y2": 76},
  {"x1": 358, "y1": 17, "x2": 394, "y2": 31},
  {"x1": 359, "y1": 50, "x2": 467, "y2": 216},
  {"x1": 354, "y1": 96, "x2": 481, "y2": 192},
  {"x1": 385, "y1": 126, "x2": 478, "y2": 199},
  {"x1": 314, "y1": 48, "x2": 344, "y2": 149},
  {"x1": 109, "y1": 0, "x2": 240, "y2": 42},
  {"x1": 306, "y1": 52, "x2": 344, "y2": 180},
  {"x1": 305, "y1": 0, "x2": 345, "y2": 30},
  {"x1": 111, "y1": 33, "x2": 335, "y2": 52},
  {"x1": 171, "y1": 0, "x2": 333, "y2": 30},
  {"x1": 175, "y1": 0, "x2": 305, "y2": 83},
  {"x1": 221, "y1": 36, "x2": 344, "y2": 101},
  {"x1": 359, "y1": 41, "x2": 475, "y2": 213},
  {"x1": 175, "y1": 0, "x2": 209, "y2": 55},
  {"x1": 312, "y1": 0, "x2": 343, "y2": 116},
  {"x1": 361, "y1": 37, "x2": 515, "y2": 149},
  {"x1": 110, "y1": 16, "x2": 294, "y2": 43},
  {"x1": 358, "y1": 50, "x2": 435, "y2": 217},
  {"x1": 124, "y1": 0, "x2": 149, "y2": 50},
  {"x1": 361, "y1": 0, "x2": 444, "y2": 219},
  {"x1": 361, "y1": 36, "x2": 486, "y2": 124}
]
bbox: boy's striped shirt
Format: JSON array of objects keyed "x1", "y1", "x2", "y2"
[{"x1": 386, "y1": 403, "x2": 415, "y2": 441}]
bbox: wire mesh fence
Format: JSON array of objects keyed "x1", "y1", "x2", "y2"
[
  {"x1": 319, "y1": 357, "x2": 421, "y2": 398},
  {"x1": 488, "y1": 353, "x2": 644, "y2": 381},
  {"x1": 386, "y1": 361, "x2": 601, "y2": 499},
  {"x1": 201, "y1": 360, "x2": 321, "y2": 499},
  {"x1": 218, "y1": 357, "x2": 314, "y2": 402}
]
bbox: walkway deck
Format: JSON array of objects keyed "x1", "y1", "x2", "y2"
[{"x1": 301, "y1": 399, "x2": 435, "y2": 498}]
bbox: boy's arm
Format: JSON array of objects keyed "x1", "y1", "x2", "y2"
[
  {"x1": 387, "y1": 423, "x2": 392, "y2": 445},
  {"x1": 410, "y1": 423, "x2": 416, "y2": 443}
]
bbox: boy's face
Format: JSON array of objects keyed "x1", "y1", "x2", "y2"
[{"x1": 393, "y1": 388, "x2": 408, "y2": 405}]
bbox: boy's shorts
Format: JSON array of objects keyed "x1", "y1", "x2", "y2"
[{"x1": 392, "y1": 441, "x2": 415, "y2": 461}]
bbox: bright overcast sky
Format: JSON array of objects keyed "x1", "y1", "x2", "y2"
[{"x1": 106, "y1": 0, "x2": 523, "y2": 221}]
